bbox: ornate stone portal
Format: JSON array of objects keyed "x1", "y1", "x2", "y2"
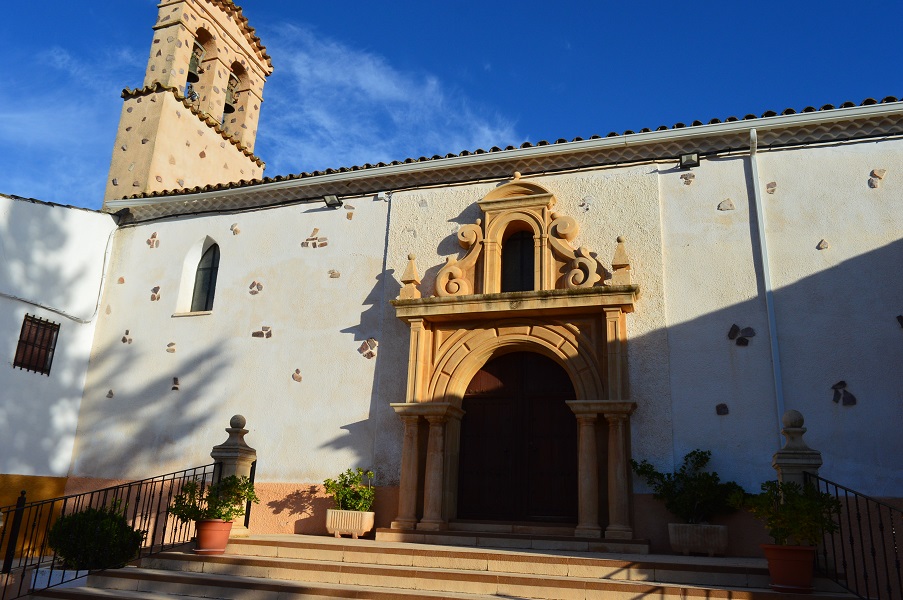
[{"x1": 390, "y1": 175, "x2": 639, "y2": 540}]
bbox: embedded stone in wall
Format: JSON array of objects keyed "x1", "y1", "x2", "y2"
[
  {"x1": 680, "y1": 173, "x2": 695, "y2": 185},
  {"x1": 346, "y1": 212, "x2": 354, "y2": 220},
  {"x1": 869, "y1": 168, "x2": 886, "y2": 188},
  {"x1": 831, "y1": 381, "x2": 857, "y2": 406},
  {"x1": 816, "y1": 239, "x2": 829, "y2": 250},
  {"x1": 715, "y1": 403, "x2": 729, "y2": 416},
  {"x1": 328, "y1": 270, "x2": 341, "y2": 278},
  {"x1": 418, "y1": 199, "x2": 429, "y2": 209},
  {"x1": 147, "y1": 232, "x2": 160, "y2": 248},
  {"x1": 728, "y1": 324, "x2": 754, "y2": 346},
  {"x1": 117, "y1": 277, "x2": 125, "y2": 284},
  {"x1": 166, "y1": 342, "x2": 176, "y2": 353},
  {"x1": 579, "y1": 196, "x2": 594, "y2": 212},
  {"x1": 358, "y1": 338, "x2": 378, "y2": 359},
  {"x1": 121, "y1": 330, "x2": 133, "y2": 344},
  {"x1": 345, "y1": 204, "x2": 355, "y2": 221},
  {"x1": 717, "y1": 199, "x2": 735, "y2": 211},
  {"x1": 301, "y1": 229, "x2": 328, "y2": 248},
  {"x1": 150, "y1": 286, "x2": 161, "y2": 302},
  {"x1": 766, "y1": 182, "x2": 777, "y2": 194},
  {"x1": 230, "y1": 223, "x2": 240, "y2": 235},
  {"x1": 248, "y1": 281, "x2": 263, "y2": 295},
  {"x1": 107, "y1": 390, "x2": 114, "y2": 398},
  {"x1": 251, "y1": 326, "x2": 272, "y2": 339},
  {"x1": 292, "y1": 369, "x2": 302, "y2": 382},
  {"x1": 171, "y1": 377, "x2": 180, "y2": 391}
]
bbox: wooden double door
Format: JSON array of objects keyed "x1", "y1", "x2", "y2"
[{"x1": 457, "y1": 352, "x2": 578, "y2": 522}]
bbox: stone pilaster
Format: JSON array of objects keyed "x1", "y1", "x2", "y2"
[
  {"x1": 418, "y1": 415, "x2": 448, "y2": 531},
  {"x1": 604, "y1": 412, "x2": 633, "y2": 540},
  {"x1": 391, "y1": 415, "x2": 420, "y2": 529},
  {"x1": 574, "y1": 414, "x2": 601, "y2": 538}
]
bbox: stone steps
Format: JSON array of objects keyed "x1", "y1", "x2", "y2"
[{"x1": 31, "y1": 534, "x2": 853, "y2": 600}]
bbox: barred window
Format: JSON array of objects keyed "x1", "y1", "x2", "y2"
[{"x1": 13, "y1": 315, "x2": 60, "y2": 376}]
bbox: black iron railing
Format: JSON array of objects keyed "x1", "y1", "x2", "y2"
[
  {"x1": 0, "y1": 463, "x2": 217, "y2": 600},
  {"x1": 807, "y1": 472, "x2": 902, "y2": 599}
]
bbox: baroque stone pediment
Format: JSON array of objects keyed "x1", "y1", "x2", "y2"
[{"x1": 397, "y1": 173, "x2": 636, "y2": 308}]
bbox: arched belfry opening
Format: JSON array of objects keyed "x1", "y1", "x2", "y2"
[{"x1": 389, "y1": 173, "x2": 642, "y2": 546}]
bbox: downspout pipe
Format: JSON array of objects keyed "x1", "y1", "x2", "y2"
[{"x1": 749, "y1": 128, "x2": 786, "y2": 447}]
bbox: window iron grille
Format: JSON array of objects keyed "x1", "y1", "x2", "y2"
[{"x1": 13, "y1": 315, "x2": 60, "y2": 376}]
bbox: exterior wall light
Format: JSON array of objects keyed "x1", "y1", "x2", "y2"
[
  {"x1": 323, "y1": 195, "x2": 343, "y2": 208},
  {"x1": 679, "y1": 152, "x2": 700, "y2": 169}
]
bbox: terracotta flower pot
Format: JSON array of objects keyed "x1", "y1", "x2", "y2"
[
  {"x1": 761, "y1": 543, "x2": 817, "y2": 594},
  {"x1": 194, "y1": 519, "x2": 233, "y2": 555}
]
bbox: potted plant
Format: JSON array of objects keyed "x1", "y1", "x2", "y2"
[
  {"x1": 168, "y1": 475, "x2": 259, "y2": 555},
  {"x1": 323, "y1": 468, "x2": 375, "y2": 539},
  {"x1": 47, "y1": 501, "x2": 146, "y2": 571},
  {"x1": 631, "y1": 449, "x2": 743, "y2": 556},
  {"x1": 737, "y1": 480, "x2": 841, "y2": 593}
]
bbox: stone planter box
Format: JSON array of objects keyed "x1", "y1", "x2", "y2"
[
  {"x1": 326, "y1": 509, "x2": 375, "y2": 539},
  {"x1": 668, "y1": 523, "x2": 728, "y2": 556}
]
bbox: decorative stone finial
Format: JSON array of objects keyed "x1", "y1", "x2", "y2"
[
  {"x1": 772, "y1": 409, "x2": 822, "y2": 485},
  {"x1": 399, "y1": 254, "x2": 422, "y2": 300},
  {"x1": 611, "y1": 236, "x2": 632, "y2": 286},
  {"x1": 512, "y1": 171, "x2": 521, "y2": 180},
  {"x1": 782, "y1": 409, "x2": 804, "y2": 429},
  {"x1": 230, "y1": 414, "x2": 247, "y2": 429}
]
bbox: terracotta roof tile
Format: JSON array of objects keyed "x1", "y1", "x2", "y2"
[{"x1": 113, "y1": 96, "x2": 901, "y2": 202}]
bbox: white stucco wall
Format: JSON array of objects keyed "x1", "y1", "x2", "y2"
[
  {"x1": 659, "y1": 140, "x2": 903, "y2": 495},
  {"x1": 0, "y1": 195, "x2": 116, "y2": 476},
  {"x1": 68, "y1": 134, "x2": 903, "y2": 500},
  {"x1": 71, "y1": 197, "x2": 390, "y2": 484}
]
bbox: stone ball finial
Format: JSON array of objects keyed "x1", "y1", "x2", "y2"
[
  {"x1": 617, "y1": 236, "x2": 625, "y2": 243},
  {"x1": 782, "y1": 409, "x2": 804, "y2": 428},
  {"x1": 230, "y1": 414, "x2": 247, "y2": 429},
  {"x1": 513, "y1": 171, "x2": 521, "y2": 180},
  {"x1": 408, "y1": 253, "x2": 416, "y2": 261}
]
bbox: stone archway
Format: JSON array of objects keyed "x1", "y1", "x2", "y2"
[{"x1": 388, "y1": 174, "x2": 640, "y2": 542}]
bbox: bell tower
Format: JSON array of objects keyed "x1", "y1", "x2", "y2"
[{"x1": 104, "y1": 0, "x2": 273, "y2": 206}]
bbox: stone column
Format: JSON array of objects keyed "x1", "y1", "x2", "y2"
[
  {"x1": 391, "y1": 415, "x2": 420, "y2": 530},
  {"x1": 605, "y1": 413, "x2": 633, "y2": 540},
  {"x1": 772, "y1": 409, "x2": 822, "y2": 486},
  {"x1": 574, "y1": 414, "x2": 602, "y2": 538},
  {"x1": 418, "y1": 415, "x2": 448, "y2": 531},
  {"x1": 210, "y1": 415, "x2": 256, "y2": 536}
]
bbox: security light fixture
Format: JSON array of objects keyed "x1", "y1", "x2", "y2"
[
  {"x1": 324, "y1": 195, "x2": 343, "y2": 208},
  {"x1": 679, "y1": 152, "x2": 700, "y2": 169}
]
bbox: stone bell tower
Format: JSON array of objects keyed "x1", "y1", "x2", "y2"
[{"x1": 104, "y1": 0, "x2": 273, "y2": 206}]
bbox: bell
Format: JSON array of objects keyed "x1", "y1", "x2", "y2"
[
  {"x1": 223, "y1": 74, "x2": 239, "y2": 114},
  {"x1": 187, "y1": 42, "x2": 204, "y2": 84}
]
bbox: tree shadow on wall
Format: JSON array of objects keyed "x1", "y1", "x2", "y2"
[{"x1": 266, "y1": 484, "x2": 332, "y2": 534}]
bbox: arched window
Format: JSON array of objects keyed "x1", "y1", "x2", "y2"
[
  {"x1": 501, "y1": 231, "x2": 534, "y2": 292},
  {"x1": 190, "y1": 244, "x2": 220, "y2": 312}
]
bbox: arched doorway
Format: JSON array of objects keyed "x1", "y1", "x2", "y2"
[{"x1": 457, "y1": 351, "x2": 578, "y2": 522}]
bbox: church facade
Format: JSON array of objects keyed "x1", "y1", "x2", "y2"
[{"x1": 1, "y1": 0, "x2": 901, "y2": 554}]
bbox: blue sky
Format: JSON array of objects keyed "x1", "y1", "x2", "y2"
[{"x1": 1, "y1": 1, "x2": 900, "y2": 210}]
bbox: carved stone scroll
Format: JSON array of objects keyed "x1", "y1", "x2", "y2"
[{"x1": 435, "y1": 222, "x2": 483, "y2": 297}]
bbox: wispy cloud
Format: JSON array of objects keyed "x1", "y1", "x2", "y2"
[
  {"x1": 257, "y1": 24, "x2": 520, "y2": 177},
  {"x1": 0, "y1": 46, "x2": 144, "y2": 209}
]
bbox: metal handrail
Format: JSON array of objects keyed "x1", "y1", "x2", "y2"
[
  {"x1": 807, "y1": 472, "x2": 902, "y2": 599},
  {"x1": 0, "y1": 464, "x2": 219, "y2": 600}
]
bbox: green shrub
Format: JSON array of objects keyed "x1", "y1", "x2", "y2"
[
  {"x1": 631, "y1": 449, "x2": 743, "y2": 524},
  {"x1": 323, "y1": 468, "x2": 375, "y2": 512},
  {"x1": 48, "y1": 503, "x2": 146, "y2": 570},
  {"x1": 169, "y1": 475, "x2": 259, "y2": 523},
  {"x1": 737, "y1": 480, "x2": 841, "y2": 546}
]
